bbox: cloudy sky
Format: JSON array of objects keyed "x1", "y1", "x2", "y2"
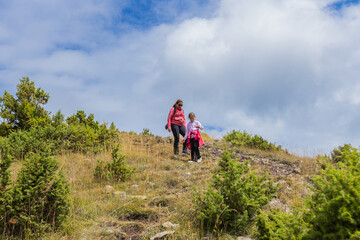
[{"x1": 1, "y1": 0, "x2": 360, "y2": 155}]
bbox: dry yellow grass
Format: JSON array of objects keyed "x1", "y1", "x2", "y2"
[
  {"x1": 40, "y1": 132, "x2": 217, "y2": 239},
  {"x1": 3, "y1": 131, "x2": 319, "y2": 239}
]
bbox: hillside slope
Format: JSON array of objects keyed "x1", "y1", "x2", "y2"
[{"x1": 37, "y1": 132, "x2": 316, "y2": 240}]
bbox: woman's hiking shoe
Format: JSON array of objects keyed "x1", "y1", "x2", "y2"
[
  {"x1": 196, "y1": 157, "x2": 202, "y2": 163},
  {"x1": 182, "y1": 151, "x2": 190, "y2": 155}
]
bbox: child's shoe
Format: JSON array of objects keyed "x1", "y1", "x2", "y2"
[{"x1": 182, "y1": 151, "x2": 190, "y2": 155}]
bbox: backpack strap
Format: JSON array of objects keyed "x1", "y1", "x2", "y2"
[{"x1": 171, "y1": 106, "x2": 177, "y2": 119}]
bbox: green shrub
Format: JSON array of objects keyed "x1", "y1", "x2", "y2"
[
  {"x1": 0, "y1": 146, "x2": 14, "y2": 237},
  {"x1": 194, "y1": 150, "x2": 277, "y2": 236},
  {"x1": 257, "y1": 210, "x2": 307, "y2": 240},
  {"x1": 0, "y1": 77, "x2": 50, "y2": 135},
  {"x1": 224, "y1": 130, "x2": 287, "y2": 152},
  {"x1": 0, "y1": 110, "x2": 119, "y2": 160},
  {"x1": 256, "y1": 144, "x2": 360, "y2": 240},
  {"x1": 0, "y1": 149, "x2": 70, "y2": 238},
  {"x1": 94, "y1": 145, "x2": 134, "y2": 182},
  {"x1": 301, "y1": 149, "x2": 360, "y2": 239},
  {"x1": 330, "y1": 144, "x2": 360, "y2": 166},
  {"x1": 140, "y1": 128, "x2": 154, "y2": 136}
]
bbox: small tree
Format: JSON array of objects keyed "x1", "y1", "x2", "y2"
[
  {"x1": 256, "y1": 209, "x2": 308, "y2": 240},
  {"x1": 0, "y1": 77, "x2": 50, "y2": 135},
  {"x1": 141, "y1": 128, "x2": 154, "y2": 136},
  {"x1": 256, "y1": 144, "x2": 360, "y2": 240},
  {"x1": 194, "y1": 150, "x2": 277, "y2": 236},
  {"x1": 301, "y1": 146, "x2": 360, "y2": 240},
  {"x1": 0, "y1": 146, "x2": 13, "y2": 236},
  {"x1": 9, "y1": 150, "x2": 70, "y2": 237},
  {"x1": 94, "y1": 145, "x2": 134, "y2": 182},
  {"x1": 223, "y1": 130, "x2": 286, "y2": 152}
]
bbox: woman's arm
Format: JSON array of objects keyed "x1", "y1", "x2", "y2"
[{"x1": 167, "y1": 107, "x2": 175, "y2": 130}]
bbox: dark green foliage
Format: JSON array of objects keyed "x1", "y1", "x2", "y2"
[
  {"x1": 256, "y1": 144, "x2": 360, "y2": 240},
  {"x1": 110, "y1": 122, "x2": 117, "y2": 131},
  {"x1": 0, "y1": 149, "x2": 70, "y2": 238},
  {"x1": 64, "y1": 110, "x2": 119, "y2": 154},
  {"x1": 0, "y1": 146, "x2": 13, "y2": 237},
  {"x1": 0, "y1": 79, "x2": 119, "y2": 159},
  {"x1": 330, "y1": 144, "x2": 360, "y2": 167},
  {"x1": 0, "y1": 77, "x2": 50, "y2": 135},
  {"x1": 0, "y1": 110, "x2": 119, "y2": 159},
  {"x1": 94, "y1": 145, "x2": 134, "y2": 182},
  {"x1": 141, "y1": 128, "x2": 154, "y2": 136},
  {"x1": 224, "y1": 130, "x2": 287, "y2": 152},
  {"x1": 257, "y1": 210, "x2": 307, "y2": 240},
  {"x1": 51, "y1": 110, "x2": 65, "y2": 127},
  {"x1": 194, "y1": 150, "x2": 277, "y2": 236},
  {"x1": 301, "y1": 147, "x2": 360, "y2": 240}
]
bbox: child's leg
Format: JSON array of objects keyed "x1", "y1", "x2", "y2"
[
  {"x1": 190, "y1": 138, "x2": 196, "y2": 161},
  {"x1": 196, "y1": 146, "x2": 201, "y2": 159},
  {"x1": 193, "y1": 140, "x2": 200, "y2": 161}
]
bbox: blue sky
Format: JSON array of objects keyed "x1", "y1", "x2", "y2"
[
  {"x1": 1, "y1": 0, "x2": 360, "y2": 156},
  {"x1": 328, "y1": 0, "x2": 360, "y2": 10},
  {"x1": 120, "y1": 0, "x2": 216, "y2": 29}
]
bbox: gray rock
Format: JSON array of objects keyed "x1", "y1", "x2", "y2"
[
  {"x1": 293, "y1": 167, "x2": 301, "y2": 174},
  {"x1": 237, "y1": 237, "x2": 254, "y2": 240},
  {"x1": 150, "y1": 231, "x2": 175, "y2": 240},
  {"x1": 105, "y1": 185, "x2": 114, "y2": 192},
  {"x1": 130, "y1": 195, "x2": 147, "y2": 200},
  {"x1": 113, "y1": 191, "x2": 126, "y2": 197},
  {"x1": 162, "y1": 221, "x2": 179, "y2": 229}
]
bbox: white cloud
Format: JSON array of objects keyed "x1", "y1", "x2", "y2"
[{"x1": 1, "y1": 0, "x2": 360, "y2": 155}]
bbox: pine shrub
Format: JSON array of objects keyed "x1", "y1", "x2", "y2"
[
  {"x1": 141, "y1": 128, "x2": 154, "y2": 136},
  {"x1": 0, "y1": 110, "x2": 119, "y2": 160},
  {"x1": 224, "y1": 130, "x2": 286, "y2": 152},
  {"x1": 256, "y1": 144, "x2": 360, "y2": 240},
  {"x1": 257, "y1": 210, "x2": 307, "y2": 240},
  {"x1": 302, "y1": 152, "x2": 360, "y2": 239},
  {"x1": 94, "y1": 145, "x2": 134, "y2": 182},
  {"x1": 330, "y1": 144, "x2": 360, "y2": 166},
  {"x1": 0, "y1": 77, "x2": 50, "y2": 135},
  {"x1": 194, "y1": 150, "x2": 277, "y2": 236},
  {"x1": 2, "y1": 150, "x2": 70, "y2": 238},
  {"x1": 0, "y1": 146, "x2": 13, "y2": 237}
]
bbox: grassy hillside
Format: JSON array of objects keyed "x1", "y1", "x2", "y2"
[
  {"x1": 2, "y1": 79, "x2": 359, "y2": 239},
  {"x1": 9, "y1": 131, "x2": 312, "y2": 240}
]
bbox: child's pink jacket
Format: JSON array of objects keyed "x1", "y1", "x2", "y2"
[{"x1": 186, "y1": 130, "x2": 204, "y2": 150}]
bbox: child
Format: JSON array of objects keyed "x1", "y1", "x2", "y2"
[{"x1": 183, "y1": 112, "x2": 204, "y2": 162}]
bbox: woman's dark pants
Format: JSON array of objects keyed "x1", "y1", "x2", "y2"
[{"x1": 171, "y1": 124, "x2": 187, "y2": 155}]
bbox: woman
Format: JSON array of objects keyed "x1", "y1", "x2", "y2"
[{"x1": 167, "y1": 99, "x2": 189, "y2": 155}]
